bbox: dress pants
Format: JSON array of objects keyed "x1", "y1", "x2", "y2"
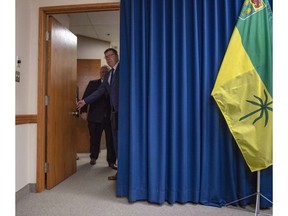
[
  {"x1": 110, "y1": 111, "x2": 118, "y2": 156},
  {"x1": 88, "y1": 116, "x2": 116, "y2": 164}
]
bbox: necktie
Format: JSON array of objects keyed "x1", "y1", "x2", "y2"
[{"x1": 110, "y1": 68, "x2": 114, "y2": 85}]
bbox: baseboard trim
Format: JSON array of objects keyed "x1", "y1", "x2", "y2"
[{"x1": 16, "y1": 183, "x2": 37, "y2": 202}]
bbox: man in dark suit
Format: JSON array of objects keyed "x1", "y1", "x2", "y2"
[
  {"x1": 80, "y1": 65, "x2": 116, "y2": 169},
  {"x1": 77, "y1": 48, "x2": 120, "y2": 180}
]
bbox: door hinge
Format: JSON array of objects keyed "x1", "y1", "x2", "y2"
[
  {"x1": 44, "y1": 162, "x2": 49, "y2": 173},
  {"x1": 45, "y1": 95, "x2": 50, "y2": 106},
  {"x1": 46, "y1": 31, "x2": 50, "y2": 41}
]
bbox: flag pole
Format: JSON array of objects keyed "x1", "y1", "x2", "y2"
[
  {"x1": 255, "y1": 170, "x2": 261, "y2": 216},
  {"x1": 225, "y1": 170, "x2": 272, "y2": 215}
]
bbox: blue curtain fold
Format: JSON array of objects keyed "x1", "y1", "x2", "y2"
[{"x1": 118, "y1": 0, "x2": 272, "y2": 208}]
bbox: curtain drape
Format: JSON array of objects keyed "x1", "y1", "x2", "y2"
[{"x1": 118, "y1": 0, "x2": 272, "y2": 208}]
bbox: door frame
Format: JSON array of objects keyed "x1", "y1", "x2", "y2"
[{"x1": 37, "y1": 2, "x2": 120, "y2": 192}]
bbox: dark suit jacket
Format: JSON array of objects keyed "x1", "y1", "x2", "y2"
[
  {"x1": 84, "y1": 63, "x2": 119, "y2": 112},
  {"x1": 81, "y1": 79, "x2": 111, "y2": 123}
]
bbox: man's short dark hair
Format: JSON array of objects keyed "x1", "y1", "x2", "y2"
[{"x1": 104, "y1": 48, "x2": 118, "y2": 55}]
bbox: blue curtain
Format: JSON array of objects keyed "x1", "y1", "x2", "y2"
[{"x1": 118, "y1": 0, "x2": 272, "y2": 208}]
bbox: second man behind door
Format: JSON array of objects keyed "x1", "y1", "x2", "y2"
[{"x1": 80, "y1": 65, "x2": 117, "y2": 170}]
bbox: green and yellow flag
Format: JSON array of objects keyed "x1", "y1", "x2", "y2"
[{"x1": 211, "y1": 0, "x2": 273, "y2": 172}]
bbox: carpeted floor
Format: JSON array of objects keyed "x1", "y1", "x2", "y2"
[{"x1": 16, "y1": 150, "x2": 272, "y2": 216}]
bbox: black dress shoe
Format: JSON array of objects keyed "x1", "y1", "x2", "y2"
[
  {"x1": 109, "y1": 163, "x2": 117, "y2": 170},
  {"x1": 90, "y1": 158, "x2": 96, "y2": 165},
  {"x1": 108, "y1": 174, "x2": 117, "y2": 180}
]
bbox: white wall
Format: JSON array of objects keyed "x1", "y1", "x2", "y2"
[
  {"x1": 15, "y1": 0, "x2": 37, "y2": 192},
  {"x1": 77, "y1": 35, "x2": 110, "y2": 65},
  {"x1": 15, "y1": 125, "x2": 37, "y2": 190},
  {"x1": 15, "y1": 0, "x2": 120, "y2": 192},
  {"x1": 16, "y1": 0, "x2": 35, "y2": 114}
]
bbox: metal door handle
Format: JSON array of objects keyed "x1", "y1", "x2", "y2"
[{"x1": 71, "y1": 111, "x2": 79, "y2": 117}]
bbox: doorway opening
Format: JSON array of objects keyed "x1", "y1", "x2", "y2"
[{"x1": 37, "y1": 2, "x2": 120, "y2": 192}]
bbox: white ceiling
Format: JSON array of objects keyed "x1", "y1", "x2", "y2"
[{"x1": 68, "y1": 11, "x2": 120, "y2": 47}]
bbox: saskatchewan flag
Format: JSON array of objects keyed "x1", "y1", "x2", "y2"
[{"x1": 211, "y1": 0, "x2": 272, "y2": 172}]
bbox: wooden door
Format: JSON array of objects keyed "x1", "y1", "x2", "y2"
[
  {"x1": 46, "y1": 16, "x2": 77, "y2": 189},
  {"x1": 76, "y1": 59, "x2": 101, "y2": 152}
]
